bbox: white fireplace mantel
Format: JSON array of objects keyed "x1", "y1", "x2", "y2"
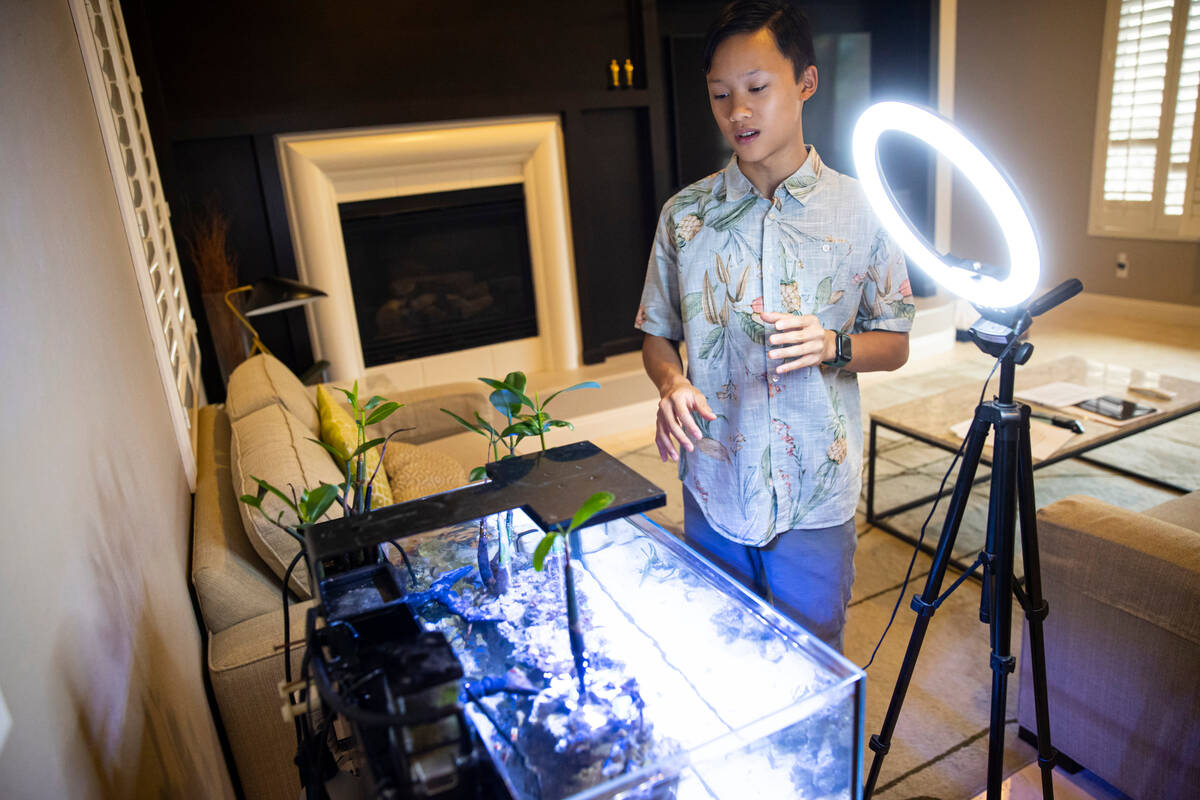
[{"x1": 275, "y1": 116, "x2": 582, "y2": 385}]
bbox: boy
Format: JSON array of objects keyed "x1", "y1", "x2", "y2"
[{"x1": 635, "y1": 0, "x2": 914, "y2": 652}]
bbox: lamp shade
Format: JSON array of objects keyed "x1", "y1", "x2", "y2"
[{"x1": 242, "y1": 276, "x2": 328, "y2": 317}]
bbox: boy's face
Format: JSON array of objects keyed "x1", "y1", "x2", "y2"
[{"x1": 707, "y1": 28, "x2": 817, "y2": 180}]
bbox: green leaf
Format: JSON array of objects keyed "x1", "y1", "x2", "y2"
[
  {"x1": 489, "y1": 387, "x2": 523, "y2": 418},
  {"x1": 479, "y1": 378, "x2": 533, "y2": 409},
  {"x1": 473, "y1": 413, "x2": 500, "y2": 438},
  {"x1": 545, "y1": 419, "x2": 574, "y2": 430},
  {"x1": 239, "y1": 494, "x2": 263, "y2": 509},
  {"x1": 301, "y1": 483, "x2": 340, "y2": 522},
  {"x1": 567, "y1": 491, "x2": 615, "y2": 534},
  {"x1": 734, "y1": 310, "x2": 765, "y2": 345},
  {"x1": 532, "y1": 532, "x2": 557, "y2": 572},
  {"x1": 682, "y1": 292, "x2": 703, "y2": 323},
  {"x1": 440, "y1": 408, "x2": 486, "y2": 436},
  {"x1": 500, "y1": 420, "x2": 539, "y2": 439},
  {"x1": 309, "y1": 437, "x2": 350, "y2": 463},
  {"x1": 540, "y1": 380, "x2": 600, "y2": 409},
  {"x1": 365, "y1": 401, "x2": 401, "y2": 426},
  {"x1": 351, "y1": 438, "x2": 386, "y2": 459},
  {"x1": 468, "y1": 466, "x2": 487, "y2": 482},
  {"x1": 698, "y1": 326, "x2": 726, "y2": 359},
  {"x1": 363, "y1": 395, "x2": 387, "y2": 412},
  {"x1": 816, "y1": 276, "x2": 832, "y2": 308},
  {"x1": 503, "y1": 371, "x2": 527, "y2": 394}
]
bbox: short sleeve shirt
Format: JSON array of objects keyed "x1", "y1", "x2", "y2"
[{"x1": 636, "y1": 149, "x2": 915, "y2": 545}]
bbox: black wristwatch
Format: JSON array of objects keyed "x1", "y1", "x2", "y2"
[{"x1": 823, "y1": 331, "x2": 852, "y2": 368}]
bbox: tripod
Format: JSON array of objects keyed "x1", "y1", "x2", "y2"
[{"x1": 863, "y1": 280, "x2": 1082, "y2": 800}]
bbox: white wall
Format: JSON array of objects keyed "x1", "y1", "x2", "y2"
[
  {"x1": 0, "y1": 2, "x2": 232, "y2": 796},
  {"x1": 952, "y1": 0, "x2": 1200, "y2": 306}
]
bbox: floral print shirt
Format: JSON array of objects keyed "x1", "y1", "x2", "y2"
[{"x1": 636, "y1": 149, "x2": 915, "y2": 545}]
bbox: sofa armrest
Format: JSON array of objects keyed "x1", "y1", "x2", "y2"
[
  {"x1": 208, "y1": 602, "x2": 313, "y2": 800},
  {"x1": 1037, "y1": 495, "x2": 1200, "y2": 646}
]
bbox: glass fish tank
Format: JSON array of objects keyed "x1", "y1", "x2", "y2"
[
  {"x1": 306, "y1": 443, "x2": 864, "y2": 800},
  {"x1": 380, "y1": 506, "x2": 864, "y2": 800}
]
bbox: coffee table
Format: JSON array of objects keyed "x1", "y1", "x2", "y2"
[{"x1": 865, "y1": 355, "x2": 1200, "y2": 547}]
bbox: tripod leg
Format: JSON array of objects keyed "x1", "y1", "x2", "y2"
[
  {"x1": 863, "y1": 409, "x2": 992, "y2": 800},
  {"x1": 983, "y1": 405, "x2": 1021, "y2": 799},
  {"x1": 1015, "y1": 406, "x2": 1057, "y2": 798}
]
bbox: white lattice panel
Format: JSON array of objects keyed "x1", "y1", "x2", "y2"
[{"x1": 72, "y1": 0, "x2": 202, "y2": 486}]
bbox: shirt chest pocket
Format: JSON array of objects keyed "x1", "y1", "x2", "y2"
[{"x1": 778, "y1": 240, "x2": 852, "y2": 316}]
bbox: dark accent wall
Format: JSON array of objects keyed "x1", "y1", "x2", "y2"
[
  {"x1": 122, "y1": 1, "x2": 934, "y2": 398},
  {"x1": 122, "y1": 0, "x2": 671, "y2": 398}
]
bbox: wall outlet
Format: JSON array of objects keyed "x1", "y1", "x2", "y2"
[{"x1": 1116, "y1": 252, "x2": 1129, "y2": 279}]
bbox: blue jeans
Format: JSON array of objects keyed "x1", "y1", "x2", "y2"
[{"x1": 683, "y1": 489, "x2": 857, "y2": 652}]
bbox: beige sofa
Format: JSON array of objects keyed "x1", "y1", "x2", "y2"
[
  {"x1": 1018, "y1": 490, "x2": 1200, "y2": 799},
  {"x1": 191, "y1": 355, "x2": 491, "y2": 799}
]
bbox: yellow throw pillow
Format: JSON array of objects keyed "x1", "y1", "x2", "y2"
[{"x1": 316, "y1": 385, "x2": 394, "y2": 509}]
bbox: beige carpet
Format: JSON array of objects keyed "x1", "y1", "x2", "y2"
[{"x1": 603, "y1": 298, "x2": 1198, "y2": 799}]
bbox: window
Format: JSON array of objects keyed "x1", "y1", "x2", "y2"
[
  {"x1": 1090, "y1": 0, "x2": 1200, "y2": 239},
  {"x1": 71, "y1": 0, "x2": 202, "y2": 488}
]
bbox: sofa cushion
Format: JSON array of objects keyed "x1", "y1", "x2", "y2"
[
  {"x1": 193, "y1": 405, "x2": 286, "y2": 634},
  {"x1": 230, "y1": 404, "x2": 345, "y2": 597},
  {"x1": 226, "y1": 353, "x2": 319, "y2": 434},
  {"x1": 383, "y1": 441, "x2": 469, "y2": 503},
  {"x1": 316, "y1": 384, "x2": 393, "y2": 509},
  {"x1": 359, "y1": 379, "x2": 493, "y2": 444},
  {"x1": 1144, "y1": 488, "x2": 1200, "y2": 533}
]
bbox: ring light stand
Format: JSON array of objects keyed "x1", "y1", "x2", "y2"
[{"x1": 853, "y1": 102, "x2": 1078, "y2": 800}]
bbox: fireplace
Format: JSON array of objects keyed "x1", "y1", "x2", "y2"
[
  {"x1": 275, "y1": 116, "x2": 581, "y2": 387},
  {"x1": 339, "y1": 185, "x2": 538, "y2": 366}
]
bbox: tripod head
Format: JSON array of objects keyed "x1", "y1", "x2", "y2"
[
  {"x1": 963, "y1": 278, "x2": 1083, "y2": 403},
  {"x1": 966, "y1": 278, "x2": 1083, "y2": 361}
]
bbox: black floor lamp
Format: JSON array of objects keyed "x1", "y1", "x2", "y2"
[{"x1": 225, "y1": 276, "x2": 330, "y2": 382}]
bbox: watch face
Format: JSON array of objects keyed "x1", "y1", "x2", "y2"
[{"x1": 840, "y1": 332, "x2": 851, "y2": 363}]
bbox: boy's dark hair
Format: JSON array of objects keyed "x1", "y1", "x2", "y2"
[{"x1": 702, "y1": 0, "x2": 816, "y2": 81}]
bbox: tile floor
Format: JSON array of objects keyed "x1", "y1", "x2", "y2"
[{"x1": 586, "y1": 295, "x2": 1199, "y2": 799}]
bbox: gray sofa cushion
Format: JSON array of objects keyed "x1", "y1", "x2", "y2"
[
  {"x1": 226, "y1": 353, "x2": 319, "y2": 434},
  {"x1": 193, "y1": 405, "x2": 285, "y2": 633}
]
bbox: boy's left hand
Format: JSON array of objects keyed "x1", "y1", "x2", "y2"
[{"x1": 760, "y1": 311, "x2": 834, "y2": 374}]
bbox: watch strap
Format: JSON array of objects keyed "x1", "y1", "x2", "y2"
[{"x1": 822, "y1": 331, "x2": 851, "y2": 368}]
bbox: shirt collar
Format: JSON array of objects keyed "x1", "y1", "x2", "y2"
[{"x1": 722, "y1": 146, "x2": 825, "y2": 205}]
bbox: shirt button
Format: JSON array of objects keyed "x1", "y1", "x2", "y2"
[
  {"x1": 822, "y1": 244, "x2": 831, "y2": 252},
  {"x1": 771, "y1": 374, "x2": 780, "y2": 383}
]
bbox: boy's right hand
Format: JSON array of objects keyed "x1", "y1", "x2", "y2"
[{"x1": 655, "y1": 377, "x2": 717, "y2": 462}]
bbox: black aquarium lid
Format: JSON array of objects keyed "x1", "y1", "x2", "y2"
[{"x1": 305, "y1": 441, "x2": 666, "y2": 563}]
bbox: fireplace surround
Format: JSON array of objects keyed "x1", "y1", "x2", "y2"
[{"x1": 276, "y1": 116, "x2": 582, "y2": 387}]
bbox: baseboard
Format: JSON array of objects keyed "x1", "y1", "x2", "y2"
[{"x1": 1055, "y1": 291, "x2": 1200, "y2": 328}]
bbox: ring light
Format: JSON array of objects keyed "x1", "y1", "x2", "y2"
[{"x1": 852, "y1": 101, "x2": 1040, "y2": 309}]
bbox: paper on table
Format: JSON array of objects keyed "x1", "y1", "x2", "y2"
[
  {"x1": 949, "y1": 418, "x2": 1076, "y2": 460},
  {"x1": 1013, "y1": 382, "x2": 1101, "y2": 409}
]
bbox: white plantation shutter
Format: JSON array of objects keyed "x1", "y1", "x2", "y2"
[
  {"x1": 1164, "y1": 2, "x2": 1200, "y2": 213},
  {"x1": 1091, "y1": 0, "x2": 1200, "y2": 239},
  {"x1": 71, "y1": 0, "x2": 202, "y2": 487},
  {"x1": 1104, "y1": 0, "x2": 1172, "y2": 204}
]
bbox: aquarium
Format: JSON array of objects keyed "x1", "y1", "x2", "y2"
[{"x1": 388, "y1": 507, "x2": 865, "y2": 800}]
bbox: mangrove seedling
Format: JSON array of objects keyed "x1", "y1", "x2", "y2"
[
  {"x1": 441, "y1": 371, "x2": 600, "y2": 594},
  {"x1": 532, "y1": 490, "x2": 615, "y2": 697}
]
